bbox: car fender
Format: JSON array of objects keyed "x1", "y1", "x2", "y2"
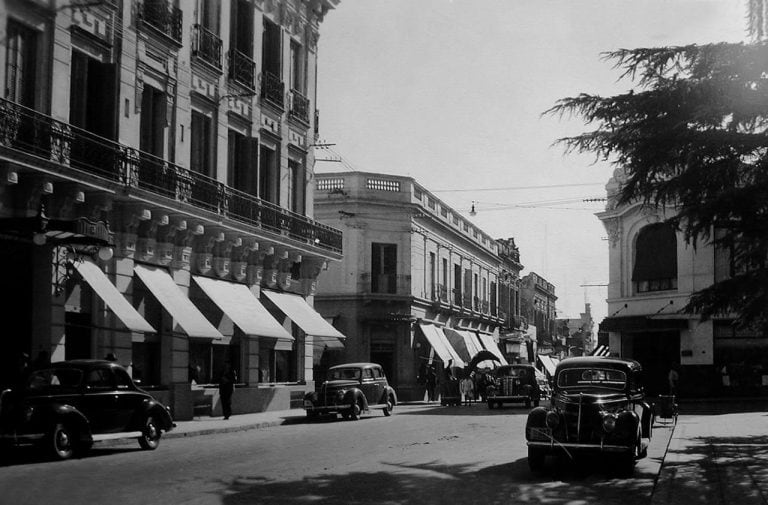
[
  {"x1": 343, "y1": 388, "x2": 368, "y2": 410},
  {"x1": 140, "y1": 398, "x2": 175, "y2": 431},
  {"x1": 525, "y1": 406, "x2": 548, "y2": 437},
  {"x1": 304, "y1": 391, "x2": 318, "y2": 404},
  {"x1": 385, "y1": 386, "x2": 398, "y2": 406},
  {"x1": 615, "y1": 410, "x2": 641, "y2": 442},
  {"x1": 639, "y1": 401, "x2": 654, "y2": 439},
  {"x1": 37, "y1": 404, "x2": 92, "y2": 444}
]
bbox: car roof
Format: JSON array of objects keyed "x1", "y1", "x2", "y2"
[
  {"x1": 328, "y1": 362, "x2": 381, "y2": 370},
  {"x1": 49, "y1": 359, "x2": 120, "y2": 369},
  {"x1": 555, "y1": 356, "x2": 642, "y2": 372}
]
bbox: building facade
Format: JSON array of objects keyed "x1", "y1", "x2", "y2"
[
  {"x1": 520, "y1": 272, "x2": 557, "y2": 357},
  {"x1": 597, "y1": 167, "x2": 768, "y2": 397},
  {"x1": 313, "y1": 172, "x2": 521, "y2": 401},
  {"x1": 0, "y1": 0, "x2": 344, "y2": 419},
  {"x1": 555, "y1": 302, "x2": 595, "y2": 357}
]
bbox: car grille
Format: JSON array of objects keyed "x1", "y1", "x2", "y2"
[
  {"x1": 555, "y1": 398, "x2": 604, "y2": 443},
  {"x1": 499, "y1": 377, "x2": 520, "y2": 396}
]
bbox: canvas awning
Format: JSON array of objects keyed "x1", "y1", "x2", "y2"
[
  {"x1": 134, "y1": 265, "x2": 222, "y2": 339},
  {"x1": 538, "y1": 354, "x2": 558, "y2": 377},
  {"x1": 193, "y1": 276, "x2": 294, "y2": 350},
  {"x1": 71, "y1": 259, "x2": 155, "y2": 333},
  {"x1": 262, "y1": 290, "x2": 345, "y2": 349},
  {"x1": 476, "y1": 332, "x2": 508, "y2": 365},
  {"x1": 417, "y1": 324, "x2": 466, "y2": 367}
]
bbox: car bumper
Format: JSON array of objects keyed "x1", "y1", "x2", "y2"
[
  {"x1": 304, "y1": 401, "x2": 349, "y2": 413},
  {"x1": 527, "y1": 440, "x2": 634, "y2": 453}
]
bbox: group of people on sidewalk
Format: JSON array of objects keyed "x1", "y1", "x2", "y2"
[{"x1": 420, "y1": 360, "x2": 494, "y2": 405}]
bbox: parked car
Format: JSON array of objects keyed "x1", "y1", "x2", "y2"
[
  {"x1": 486, "y1": 364, "x2": 540, "y2": 408},
  {"x1": 525, "y1": 356, "x2": 654, "y2": 475},
  {"x1": 0, "y1": 360, "x2": 175, "y2": 460},
  {"x1": 304, "y1": 363, "x2": 397, "y2": 420}
]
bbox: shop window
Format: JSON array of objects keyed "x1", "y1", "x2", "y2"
[
  {"x1": 189, "y1": 339, "x2": 240, "y2": 385},
  {"x1": 132, "y1": 341, "x2": 161, "y2": 386},
  {"x1": 633, "y1": 223, "x2": 678, "y2": 293}
]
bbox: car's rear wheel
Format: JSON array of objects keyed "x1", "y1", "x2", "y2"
[
  {"x1": 528, "y1": 447, "x2": 546, "y2": 473},
  {"x1": 138, "y1": 415, "x2": 161, "y2": 450},
  {"x1": 49, "y1": 422, "x2": 76, "y2": 460},
  {"x1": 383, "y1": 397, "x2": 394, "y2": 416}
]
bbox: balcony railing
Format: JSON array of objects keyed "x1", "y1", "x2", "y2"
[
  {"x1": 192, "y1": 25, "x2": 223, "y2": 70},
  {"x1": 140, "y1": 0, "x2": 183, "y2": 44},
  {"x1": 289, "y1": 90, "x2": 310, "y2": 124},
  {"x1": 360, "y1": 272, "x2": 411, "y2": 296},
  {"x1": 261, "y1": 71, "x2": 284, "y2": 108},
  {"x1": 228, "y1": 49, "x2": 256, "y2": 90},
  {"x1": 0, "y1": 98, "x2": 342, "y2": 254}
]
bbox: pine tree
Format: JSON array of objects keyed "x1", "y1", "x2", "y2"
[{"x1": 547, "y1": 42, "x2": 768, "y2": 329}]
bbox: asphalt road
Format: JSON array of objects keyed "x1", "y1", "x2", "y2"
[{"x1": 0, "y1": 404, "x2": 673, "y2": 505}]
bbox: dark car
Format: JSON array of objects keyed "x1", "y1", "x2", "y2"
[
  {"x1": 486, "y1": 364, "x2": 540, "y2": 408},
  {"x1": 304, "y1": 363, "x2": 397, "y2": 420},
  {"x1": 0, "y1": 360, "x2": 175, "y2": 460},
  {"x1": 525, "y1": 356, "x2": 654, "y2": 475}
]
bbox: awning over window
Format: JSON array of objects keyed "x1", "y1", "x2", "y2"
[
  {"x1": 417, "y1": 324, "x2": 465, "y2": 367},
  {"x1": 192, "y1": 276, "x2": 294, "y2": 349},
  {"x1": 599, "y1": 316, "x2": 689, "y2": 333},
  {"x1": 538, "y1": 354, "x2": 558, "y2": 377},
  {"x1": 475, "y1": 332, "x2": 509, "y2": 365},
  {"x1": 444, "y1": 328, "x2": 492, "y2": 367},
  {"x1": 134, "y1": 265, "x2": 222, "y2": 339},
  {"x1": 72, "y1": 259, "x2": 155, "y2": 333},
  {"x1": 262, "y1": 290, "x2": 345, "y2": 349}
]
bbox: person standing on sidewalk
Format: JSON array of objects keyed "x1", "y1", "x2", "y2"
[
  {"x1": 219, "y1": 363, "x2": 237, "y2": 420},
  {"x1": 668, "y1": 364, "x2": 679, "y2": 397}
]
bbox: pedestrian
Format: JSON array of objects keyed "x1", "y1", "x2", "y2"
[
  {"x1": 219, "y1": 362, "x2": 237, "y2": 420},
  {"x1": 460, "y1": 373, "x2": 474, "y2": 406},
  {"x1": 426, "y1": 364, "x2": 437, "y2": 402},
  {"x1": 668, "y1": 365, "x2": 679, "y2": 397}
]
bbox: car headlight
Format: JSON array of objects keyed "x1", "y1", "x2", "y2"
[
  {"x1": 336, "y1": 390, "x2": 345, "y2": 401},
  {"x1": 545, "y1": 410, "x2": 560, "y2": 429},
  {"x1": 602, "y1": 413, "x2": 618, "y2": 433}
]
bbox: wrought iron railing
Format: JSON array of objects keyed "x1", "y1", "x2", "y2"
[
  {"x1": 453, "y1": 288, "x2": 462, "y2": 307},
  {"x1": 360, "y1": 272, "x2": 411, "y2": 295},
  {"x1": 261, "y1": 71, "x2": 284, "y2": 107},
  {"x1": 289, "y1": 90, "x2": 310, "y2": 124},
  {"x1": 192, "y1": 25, "x2": 223, "y2": 70},
  {"x1": 140, "y1": 0, "x2": 183, "y2": 44},
  {"x1": 228, "y1": 49, "x2": 256, "y2": 90},
  {"x1": 0, "y1": 98, "x2": 342, "y2": 253},
  {"x1": 436, "y1": 284, "x2": 448, "y2": 302}
]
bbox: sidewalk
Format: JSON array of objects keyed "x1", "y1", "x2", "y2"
[{"x1": 651, "y1": 401, "x2": 768, "y2": 505}]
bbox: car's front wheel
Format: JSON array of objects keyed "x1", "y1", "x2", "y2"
[
  {"x1": 48, "y1": 422, "x2": 77, "y2": 460},
  {"x1": 138, "y1": 415, "x2": 161, "y2": 450},
  {"x1": 383, "y1": 396, "x2": 394, "y2": 416},
  {"x1": 348, "y1": 400, "x2": 362, "y2": 421}
]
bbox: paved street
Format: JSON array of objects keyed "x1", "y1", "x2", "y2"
[{"x1": 0, "y1": 404, "x2": 673, "y2": 505}]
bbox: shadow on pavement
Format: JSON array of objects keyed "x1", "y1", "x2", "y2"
[
  {"x1": 0, "y1": 445, "x2": 143, "y2": 467},
  {"x1": 396, "y1": 404, "x2": 531, "y2": 417},
  {"x1": 219, "y1": 456, "x2": 658, "y2": 505}
]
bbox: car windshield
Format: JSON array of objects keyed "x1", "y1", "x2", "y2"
[
  {"x1": 25, "y1": 368, "x2": 83, "y2": 395},
  {"x1": 557, "y1": 367, "x2": 627, "y2": 391},
  {"x1": 328, "y1": 368, "x2": 362, "y2": 381}
]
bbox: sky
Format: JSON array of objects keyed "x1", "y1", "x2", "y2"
[{"x1": 315, "y1": 0, "x2": 747, "y2": 327}]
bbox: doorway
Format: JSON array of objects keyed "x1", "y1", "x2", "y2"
[{"x1": 624, "y1": 330, "x2": 680, "y2": 396}]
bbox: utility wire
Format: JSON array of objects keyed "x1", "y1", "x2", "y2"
[{"x1": 432, "y1": 182, "x2": 605, "y2": 193}]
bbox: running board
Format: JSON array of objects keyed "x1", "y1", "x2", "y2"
[{"x1": 92, "y1": 431, "x2": 142, "y2": 441}]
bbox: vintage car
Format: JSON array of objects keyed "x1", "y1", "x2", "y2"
[
  {"x1": 0, "y1": 360, "x2": 175, "y2": 460},
  {"x1": 304, "y1": 363, "x2": 397, "y2": 420},
  {"x1": 525, "y1": 356, "x2": 654, "y2": 475},
  {"x1": 487, "y1": 364, "x2": 541, "y2": 408}
]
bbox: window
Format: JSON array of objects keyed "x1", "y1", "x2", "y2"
[
  {"x1": 114, "y1": 368, "x2": 133, "y2": 389},
  {"x1": 228, "y1": 130, "x2": 257, "y2": 194},
  {"x1": 189, "y1": 339, "x2": 240, "y2": 385},
  {"x1": 371, "y1": 243, "x2": 397, "y2": 294},
  {"x1": 259, "y1": 143, "x2": 280, "y2": 204},
  {"x1": 86, "y1": 369, "x2": 114, "y2": 390},
  {"x1": 261, "y1": 18, "x2": 281, "y2": 77},
  {"x1": 428, "y1": 252, "x2": 436, "y2": 300},
  {"x1": 287, "y1": 158, "x2": 306, "y2": 214},
  {"x1": 191, "y1": 110, "x2": 214, "y2": 176},
  {"x1": 289, "y1": 39, "x2": 305, "y2": 93},
  {"x1": 232, "y1": 0, "x2": 254, "y2": 56},
  {"x1": 200, "y1": 0, "x2": 220, "y2": 34},
  {"x1": 70, "y1": 50, "x2": 116, "y2": 139},
  {"x1": 633, "y1": 223, "x2": 678, "y2": 293},
  {"x1": 132, "y1": 341, "x2": 161, "y2": 386},
  {"x1": 5, "y1": 20, "x2": 38, "y2": 107},
  {"x1": 139, "y1": 85, "x2": 166, "y2": 157}
]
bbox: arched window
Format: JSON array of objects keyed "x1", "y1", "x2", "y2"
[{"x1": 632, "y1": 223, "x2": 678, "y2": 293}]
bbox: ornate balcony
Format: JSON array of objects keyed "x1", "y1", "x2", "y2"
[
  {"x1": 140, "y1": 0, "x2": 183, "y2": 44},
  {"x1": 192, "y1": 25, "x2": 223, "y2": 70},
  {"x1": 228, "y1": 50, "x2": 256, "y2": 90},
  {"x1": 0, "y1": 98, "x2": 342, "y2": 254},
  {"x1": 289, "y1": 90, "x2": 310, "y2": 124},
  {"x1": 261, "y1": 71, "x2": 284, "y2": 108}
]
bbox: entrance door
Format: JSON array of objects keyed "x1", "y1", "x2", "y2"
[{"x1": 625, "y1": 330, "x2": 680, "y2": 396}]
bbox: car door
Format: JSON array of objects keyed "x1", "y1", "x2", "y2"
[
  {"x1": 79, "y1": 368, "x2": 119, "y2": 433},
  {"x1": 360, "y1": 367, "x2": 378, "y2": 405},
  {"x1": 112, "y1": 367, "x2": 146, "y2": 431}
]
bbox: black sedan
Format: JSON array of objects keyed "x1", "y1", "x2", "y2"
[{"x1": 0, "y1": 360, "x2": 175, "y2": 460}]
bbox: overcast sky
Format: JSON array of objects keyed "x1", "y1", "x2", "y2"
[{"x1": 315, "y1": 0, "x2": 747, "y2": 326}]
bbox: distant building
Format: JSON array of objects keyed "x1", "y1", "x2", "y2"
[
  {"x1": 555, "y1": 303, "x2": 595, "y2": 357},
  {"x1": 313, "y1": 172, "x2": 522, "y2": 400},
  {"x1": 520, "y1": 272, "x2": 557, "y2": 356}
]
